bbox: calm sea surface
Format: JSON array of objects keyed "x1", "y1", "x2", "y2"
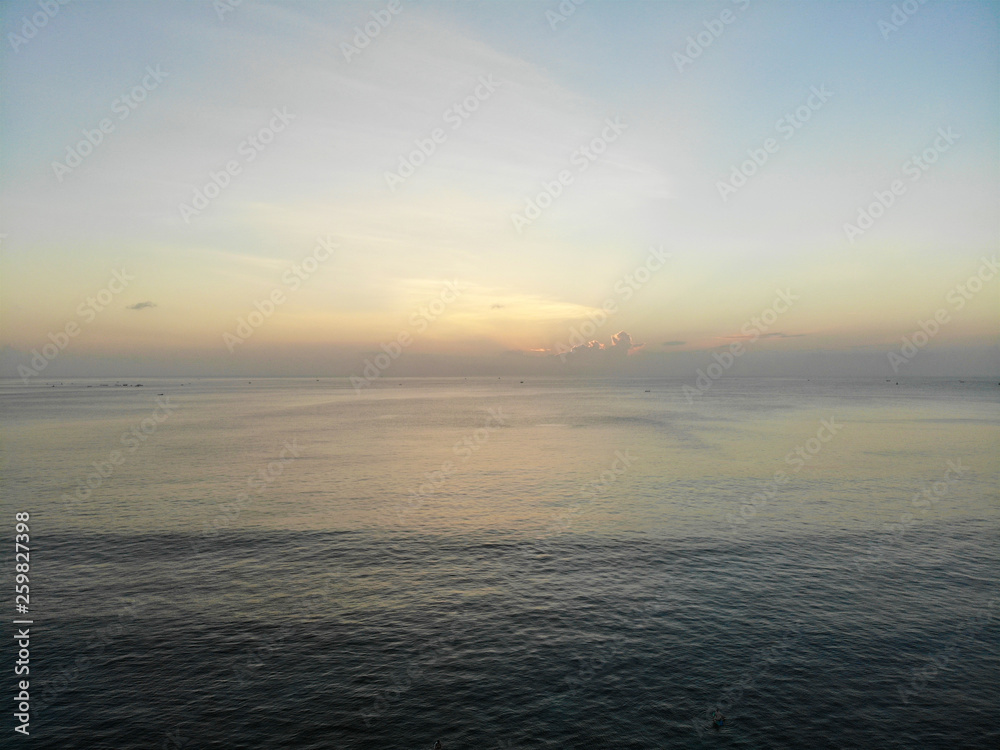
[{"x1": 1, "y1": 376, "x2": 998, "y2": 749}]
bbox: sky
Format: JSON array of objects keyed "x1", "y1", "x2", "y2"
[{"x1": 1, "y1": 0, "x2": 997, "y2": 379}]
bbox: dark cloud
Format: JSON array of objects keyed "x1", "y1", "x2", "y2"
[
  {"x1": 127, "y1": 301, "x2": 157, "y2": 310},
  {"x1": 609, "y1": 330, "x2": 641, "y2": 355},
  {"x1": 662, "y1": 340, "x2": 685, "y2": 346}
]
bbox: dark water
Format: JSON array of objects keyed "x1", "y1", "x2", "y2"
[
  {"x1": 26, "y1": 527, "x2": 1000, "y2": 749},
  {"x1": 2, "y1": 377, "x2": 998, "y2": 747}
]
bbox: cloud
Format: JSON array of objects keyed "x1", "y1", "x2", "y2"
[
  {"x1": 127, "y1": 301, "x2": 157, "y2": 310},
  {"x1": 609, "y1": 330, "x2": 642, "y2": 355},
  {"x1": 720, "y1": 331, "x2": 804, "y2": 340},
  {"x1": 564, "y1": 330, "x2": 644, "y2": 363},
  {"x1": 662, "y1": 340, "x2": 685, "y2": 346},
  {"x1": 491, "y1": 303, "x2": 505, "y2": 309},
  {"x1": 502, "y1": 347, "x2": 549, "y2": 357}
]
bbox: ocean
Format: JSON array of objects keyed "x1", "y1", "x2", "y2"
[{"x1": 1, "y1": 376, "x2": 998, "y2": 749}]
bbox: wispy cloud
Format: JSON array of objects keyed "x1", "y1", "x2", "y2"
[{"x1": 719, "y1": 331, "x2": 805, "y2": 341}]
